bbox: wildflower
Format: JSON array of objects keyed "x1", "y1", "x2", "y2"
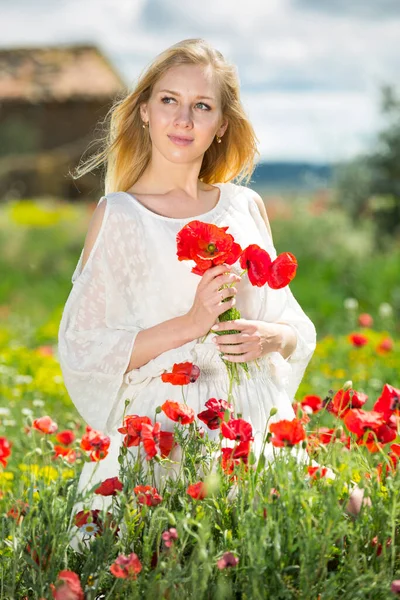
[
  {"x1": 220, "y1": 442, "x2": 250, "y2": 475},
  {"x1": 50, "y1": 570, "x2": 84, "y2": 600},
  {"x1": 348, "y1": 333, "x2": 368, "y2": 347},
  {"x1": 74, "y1": 509, "x2": 119, "y2": 537},
  {"x1": 358, "y1": 313, "x2": 373, "y2": 328},
  {"x1": 80, "y1": 426, "x2": 110, "y2": 461},
  {"x1": 32, "y1": 416, "x2": 58, "y2": 434},
  {"x1": 94, "y1": 477, "x2": 123, "y2": 496},
  {"x1": 162, "y1": 527, "x2": 178, "y2": 548},
  {"x1": 220, "y1": 418, "x2": 254, "y2": 442},
  {"x1": 7, "y1": 500, "x2": 29, "y2": 523},
  {"x1": 239, "y1": 244, "x2": 272, "y2": 286},
  {"x1": 376, "y1": 337, "x2": 394, "y2": 354},
  {"x1": 378, "y1": 302, "x2": 393, "y2": 318},
  {"x1": 343, "y1": 409, "x2": 385, "y2": 438},
  {"x1": 344, "y1": 298, "x2": 358, "y2": 311},
  {"x1": 118, "y1": 415, "x2": 152, "y2": 448},
  {"x1": 198, "y1": 398, "x2": 234, "y2": 430},
  {"x1": 176, "y1": 220, "x2": 242, "y2": 275},
  {"x1": 391, "y1": 580, "x2": 400, "y2": 594},
  {"x1": 300, "y1": 395, "x2": 323, "y2": 414},
  {"x1": 187, "y1": 481, "x2": 208, "y2": 500},
  {"x1": 373, "y1": 384, "x2": 400, "y2": 420},
  {"x1": 269, "y1": 418, "x2": 306, "y2": 447},
  {"x1": 53, "y1": 445, "x2": 77, "y2": 463},
  {"x1": 307, "y1": 466, "x2": 329, "y2": 480},
  {"x1": 55, "y1": 430, "x2": 75, "y2": 445},
  {"x1": 134, "y1": 485, "x2": 163, "y2": 506},
  {"x1": 328, "y1": 387, "x2": 368, "y2": 418},
  {"x1": 161, "y1": 362, "x2": 200, "y2": 385},
  {"x1": 141, "y1": 422, "x2": 174, "y2": 460},
  {"x1": 110, "y1": 552, "x2": 142, "y2": 579},
  {"x1": 0, "y1": 436, "x2": 12, "y2": 467},
  {"x1": 217, "y1": 552, "x2": 239, "y2": 569},
  {"x1": 161, "y1": 400, "x2": 195, "y2": 424}
]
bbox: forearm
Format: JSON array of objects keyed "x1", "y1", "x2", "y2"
[
  {"x1": 124, "y1": 314, "x2": 198, "y2": 373},
  {"x1": 276, "y1": 322, "x2": 298, "y2": 360}
]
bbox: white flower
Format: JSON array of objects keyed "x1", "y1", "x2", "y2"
[
  {"x1": 32, "y1": 399, "x2": 45, "y2": 408},
  {"x1": 21, "y1": 408, "x2": 33, "y2": 416},
  {"x1": 3, "y1": 420, "x2": 16, "y2": 427},
  {"x1": 0, "y1": 407, "x2": 11, "y2": 416},
  {"x1": 343, "y1": 298, "x2": 358, "y2": 311},
  {"x1": 79, "y1": 522, "x2": 99, "y2": 537},
  {"x1": 15, "y1": 375, "x2": 33, "y2": 384},
  {"x1": 378, "y1": 302, "x2": 393, "y2": 318}
]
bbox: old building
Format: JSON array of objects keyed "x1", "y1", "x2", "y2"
[{"x1": 0, "y1": 44, "x2": 126, "y2": 200}]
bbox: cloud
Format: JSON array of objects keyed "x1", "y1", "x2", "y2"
[{"x1": 0, "y1": 0, "x2": 398, "y2": 161}]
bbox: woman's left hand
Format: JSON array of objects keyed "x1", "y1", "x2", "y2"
[{"x1": 210, "y1": 319, "x2": 285, "y2": 362}]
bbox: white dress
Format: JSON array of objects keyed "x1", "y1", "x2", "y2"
[{"x1": 57, "y1": 182, "x2": 317, "y2": 521}]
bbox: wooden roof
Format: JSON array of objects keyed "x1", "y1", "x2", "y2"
[{"x1": 0, "y1": 44, "x2": 126, "y2": 102}]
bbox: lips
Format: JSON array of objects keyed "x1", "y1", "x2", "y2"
[{"x1": 168, "y1": 135, "x2": 194, "y2": 142}]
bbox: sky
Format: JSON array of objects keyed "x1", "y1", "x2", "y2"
[{"x1": 1, "y1": 0, "x2": 399, "y2": 163}]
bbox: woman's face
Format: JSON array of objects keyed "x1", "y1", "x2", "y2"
[{"x1": 140, "y1": 64, "x2": 228, "y2": 163}]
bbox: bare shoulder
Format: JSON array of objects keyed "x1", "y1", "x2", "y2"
[
  {"x1": 81, "y1": 197, "x2": 108, "y2": 271},
  {"x1": 245, "y1": 187, "x2": 273, "y2": 242}
]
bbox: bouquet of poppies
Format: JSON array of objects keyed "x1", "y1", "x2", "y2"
[{"x1": 176, "y1": 220, "x2": 297, "y2": 390}]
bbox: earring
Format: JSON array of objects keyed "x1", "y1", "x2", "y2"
[
  {"x1": 216, "y1": 134, "x2": 222, "y2": 143},
  {"x1": 142, "y1": 121, "x2": 149, "y2": 129}
]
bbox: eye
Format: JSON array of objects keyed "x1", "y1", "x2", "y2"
[{"x1": 161, "y1": 96, "x2": 211, "y2": 111}]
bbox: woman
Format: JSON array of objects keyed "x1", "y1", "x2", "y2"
[{"x1": 58, "y1": 39, "x2": 367, "y2": 540}]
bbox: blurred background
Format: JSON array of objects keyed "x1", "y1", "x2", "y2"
[{"x1": 0, "y1": 0, "x2": 399, "y2": 373}]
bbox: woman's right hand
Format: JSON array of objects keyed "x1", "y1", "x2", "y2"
[{"x1": 186, "y1": 263, "x2": 242, "y2": 338}]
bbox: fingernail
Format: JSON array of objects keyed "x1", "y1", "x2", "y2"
[{"x1": 212, "y1": 324, "x2": 219, "y2": 330}]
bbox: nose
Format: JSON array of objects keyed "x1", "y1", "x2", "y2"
[{"x1": 174, "y1": 106, "x2": 193, "y2": 128}]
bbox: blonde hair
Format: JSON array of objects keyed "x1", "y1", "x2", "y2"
[{"x1": 72, "y1": 38, "x2": 260, "y2": 194}]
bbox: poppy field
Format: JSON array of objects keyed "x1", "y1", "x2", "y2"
[{"x1": 1, "y1": 197, "x2": 400, "y2": 599}]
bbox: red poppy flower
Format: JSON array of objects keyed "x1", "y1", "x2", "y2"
[
  {"x1": 161, "y1": 400, "x2": 195, "y2": 425},
  {"x1": 239, "y1": 244, "x2": 272, "y2": 287},
  {"x1": 94, "y1": 477, "x2": 123, "y2": 496},
  {"x1": 348, "y1": 333, "x2": 369, "y2": 347},
  {"x1": 177, "y1": 220, "x2": 243, "y2": 275},
  {"x1": 133, "y1": 485, "x2": 163, "y2": 506},
  {"x1": 373, "y1": 384, "x2": 400, "y2": 420},
  {"x1": 80, "y1": 426, "x2": 110, "y2": 461},
  {"x1": 55, "y1": 430, "x2": 75, "y2": 446},
  {"x1": 53, "y1": 445, "x2": 77, "y2": 463},
  {"x1": 300, "y1": 395, "x2": 323, "y2": 413},
  {"x1": 220, "y1": 441, "x2": 250, "y2": 475},
  {"x1": 197, "y1": 398, "x2": 234, "y2": 430},
  {"x1": 141, "y1": 422, "x2": 174, "y2": 460},
  {"x1": 0, "y1": 436, "x2": 12, "y2": 467},
  {"x1": 117, "y1": 415, "x2": 152, "y2": 448},
  {"x1": 343, "y1": 409, "x2": 385, "y2": 438},
  {"x1": 217, "y1": 552, "x2": 239, "y2": 569},
  {"x1": 74, "y1": 509, "x2": 119, "y2": 537},
  {"x1": 161, "y1": 362, "x2": 200, "y2": 385},
  {"x1": 307, "y1": 466, "x2": 329, "y2": 480},
  {"x1": 110, "y1": 552, "x2": 142, "y2": 579},
  {"x1": 7, "y1": 500, "x2": 29, "y2": 523},
  {"x1": 328, "y1": 388, "x2": 368, "y2": 418},
  {"x1": 358, "y1": 313, "x2": 373, "y2": 328},
  {"x1": 292, "y1": 402, "x2": 311, "y2": 425},
  {"x1": 221, "y1": 418, "x2": 253, "y2": 442},
  {"x1": 186, "y1": 481, "x2": 208, "y2": 500},
  {"x1": 376, "y1": 337, "x2": 394, "y2": 354},
  {"x1": 32, "y1": 416, "x2": 58, "y2": 434},
  {"x1": 269, "y1": 418, "x2": 306, "y2": 447},
  {"x1": 315, "y1": 427, "x2": 336, "y2": 444},
  {"x1": 268, "y1": 252, "x2": 298, "y2": 289},
  {"x1": 50, "y1": 570, "x2": 84, "y2": 600},
  {"x1": 162, "y1": 527, "x2": 178, "y2": 548}
]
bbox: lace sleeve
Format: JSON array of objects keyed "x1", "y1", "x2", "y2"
[
  {"x1": 57, "y1": 197, "x2": 142, "y2": 433},
  {"x1": 247, "y1": 191, "x2": 317, "y2": 401}
]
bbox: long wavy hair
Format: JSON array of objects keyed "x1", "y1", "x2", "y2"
[{"x1": 72, "y1": 38, "x2": 260, "y2": 194}]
